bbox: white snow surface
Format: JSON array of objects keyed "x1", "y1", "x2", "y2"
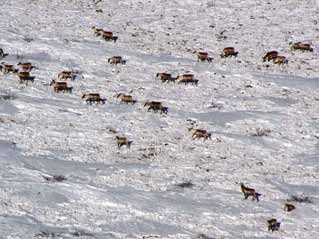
[{"x1": 0, "y1": 0, "x2": 319, "y2": 238}]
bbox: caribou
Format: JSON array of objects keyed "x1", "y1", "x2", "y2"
[
  {"x1": 108, "y1": 56, "x2": 126, "y2": 65},
  {"x1": 58, "y1": 71, "x2": 76, "y2": 80},
  {"x1": 290, "y1": 42, "x2": 313, "y2": 52},
  {"x1": 115, "y1": 136, "x2": 132, "y2": 149},
  {"x1": 267, "y1": 219, "x2": 280, "y2": 232},
  {"x1": 156, "y1": 72, "x2": 176, "y2": 83},
  {"x1": 1, "y1": 63, "x2": 15, "y2": 74},
  {"x1": 144, "y1": 101, "x2": 162, "y2": 108},
  {"x1": 273, "y1": 56, "x2": 288, "y2": 65},
  {"x1": 15, "y1": 71, "x2": 34, "y2": 84},
  {"x1": 15, "y1": 71, "x2": 30, "y2": 78},
  {"x1": 220, "y1": 47, "x2": 238, "y2": 58},
  {"x1": 144, "y1": 101, "x2": 167, "y2": 114},
  {"x1": 82, "y1": 93, "x2": 106, "y2": 104},
  {"x1": 263, "y1": 51, "x2": 278, "y2": 62},
  {"x1": 116, "y1": 93, "x2": 136, "y2": 104},
  {"x1": 240, "y1": 183, "x2": 259, "y2": 202},
  {"x1": 92, "y1": 27, "x2": 118, "y2": 42},
  {"x1": 284, "y1": 203, "x2": 296, "y2": 212},
  {"x1": 177, "y1": 73, "x2": 194, "y2": 81},
  {"x1": 177, "y1": 74, "x2": 198, "y2": 85},
  {"x1": 50, "y1": 80, "x2": 72, "y2": 93},
  {"x1": 17, "y1": 62, "x2": 36, "y2": 72},
  {"x1": 101, "y1": 31, "x2": 118, "y2": 42},
  {"x1": 194, "y1": 51, "x2": 213, "y2": 62},
  {"x1": 92, "y1": 26, "x2": 104, "y2": 36},
  {"x1": 189, "y1": 128, "x2": 211, "y2": 140}
]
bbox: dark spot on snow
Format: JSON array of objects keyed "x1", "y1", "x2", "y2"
[
  {"x1": 175, "y1": 181, "x2": 194, "y2": 188},
  {"x1": 43, "y1": 175, "x2": 67, "y2": 183},
  {"x1": 287, "y1": 195, "x2": 313, "y2": 203}
]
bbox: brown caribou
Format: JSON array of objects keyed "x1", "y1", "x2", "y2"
[
  {"x1": 290, "y1": 42, "x2": 313, "y2": 52},
  {"x1": 194, "y1": 51, "x2": 213, "y2": 62},
  {"x1": 144, "y1": 101, "x2": 167, "y2": 114},
  {"x1": 17, "y1": 62, "x2": 36, "y2": 72},
  {"x1": 92, "y1": 26, "x2": 104, "y2": 36},
  {"x1": 240, "y1": 183, "x2": 259, "y2": 202},
  {"x1": 220, "y1": 47, "x2": 238, "y2": 58},
  {"x1": 49, "y1": 80, "x2": 72, "y2": 93},
  {"x1": 58, "y1": 71, "x2": 76, "y2": 80},
  {"x1": 15, "y1": 71, "x2": 30, "y2": 78},
  {"x1": 144, "y1": 101, "x2": 162, "y2": 108},
  {"x1": 92, "y1": 27, "x2": 118, "y2": 42},
  {"x1": 1, "y1": 63, "x2": 15, "y2": 74},
  {"x1": 284, "y1": 203, "x2": 296, "y2": 212},
  {"x1": 177, "y1": 73, "x2": 194, "y2": 81},
  {"x1": 263, "y1": 51, "x2": 278, "y2": 62},
  {"x1": 115, "y1": 136, "x2": 132, "y2": 149},
  {"x1": 177, "y1": 74, "x2": 198, "y2": 85},
  {"x1": 156, "y1": 72, "x2": 176, "y2": 83},
  {"x1": 108, "y1": 56, "x2": 126, "y2": 65},
  {"x1": 267, "y1": 219, "x2": 280, "y2": 232},
  {"x1": 273, "y1": 56, "x2": 288, "y2": 65},
  {"x1": 189, "y1": 128, "x2": 211, "y2": 140},
  {"x1": 82, "y1": 93, "x2": 106, "y2": 104},
  {"x1": 15, "y1": 71, "x2": 34, "y2": 84},
  {"x1": 116, "y1": 93, "x2": 136, "y2": 104}
]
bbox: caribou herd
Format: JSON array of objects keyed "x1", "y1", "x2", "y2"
[{"x1": 0, "y1": 23, "x2": 313, "y2": 233}]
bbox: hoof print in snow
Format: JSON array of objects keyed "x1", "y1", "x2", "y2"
[
  {"x1": 287, "y1": 195, "x2": 313, "y2": 203},
  {"x1": 0, "y1": 48, "x2": 8, "y2": 59},
  {"x1": 71, "y1": 230, "x2": 94, "y2": 237},
  {"x1": 43, "y1": 175, "x2": 67, "y2": 183},
  {"x1": 108, "y1": 128, "x2": 118, "y2": 134},
  {"x1": 23, "y1": 37, "x2": 34, "y2": 42},
  {"x1": 142, "y1": 235, "x2": 160, "y2": 238},
  {"x1": 175, "y1": 181, "x2": 194, "y2": 189},
  {"x1": 196, "y1": 233, "x2": 215, "y2": 239},
  {"x1": 0, "y1": 90, "x2": 17, "y2": 100},
  {"x1": 35, "y1": 230, "x2": 61, "y2": 238},
  {"x1": 251, "y1": 128, "x2": 271, "y2": 137}
]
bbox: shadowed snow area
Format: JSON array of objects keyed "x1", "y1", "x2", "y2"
[{"x1": 0, "y1": 0, "x2": 319, "y2": 238}]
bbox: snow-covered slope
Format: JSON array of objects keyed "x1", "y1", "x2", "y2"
[{"x1": 0, "y1": 0, "x2": 318, "y2": 238}]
